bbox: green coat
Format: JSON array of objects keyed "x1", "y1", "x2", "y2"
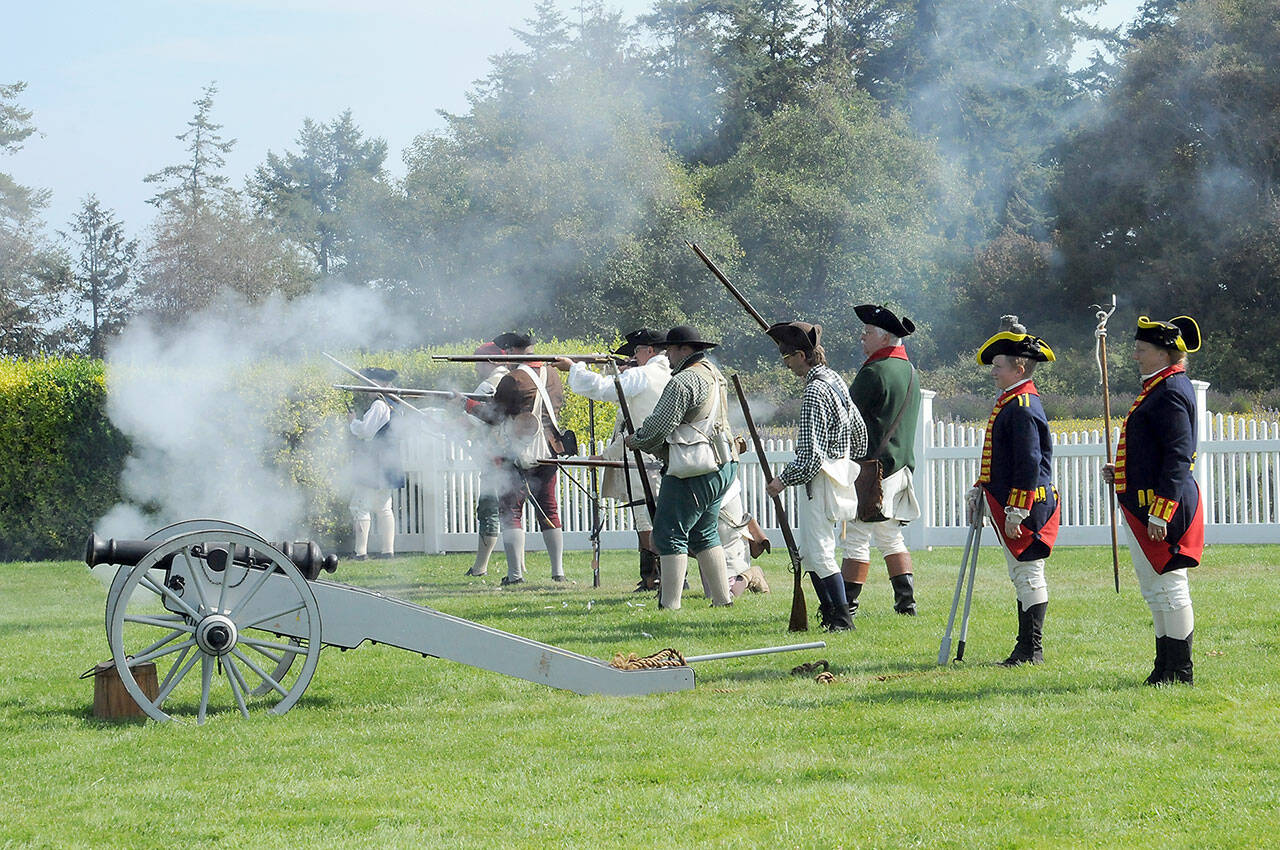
[{"x1": 849, "y1": 354, "x2": 919, "y2": 476}]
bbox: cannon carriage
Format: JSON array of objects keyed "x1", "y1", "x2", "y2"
[{"x1": 87, "y1": 520, "x2": 695, "y2": 723}]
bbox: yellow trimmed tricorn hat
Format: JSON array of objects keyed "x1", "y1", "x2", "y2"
[
  {"x1": 1135, "y1": 315, "x2": 1201, "y2": 352},
  {"x1": 854, "y1": 304, "x2": 915, "y2": 337},
  {"x1": 766, "y1": 321, "x2": 822, "y2": 353},
  {"x1": 976, "y1": 332, "x2": 1056, "y2": 365}
]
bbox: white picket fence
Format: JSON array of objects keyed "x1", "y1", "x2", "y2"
[{"x1": 393, "y1": 379, "x2": 1280, "y2": 552}]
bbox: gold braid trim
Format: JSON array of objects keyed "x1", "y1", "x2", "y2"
[{"x1": 610, "y1": 648, "x2": 687, "y2": 670}]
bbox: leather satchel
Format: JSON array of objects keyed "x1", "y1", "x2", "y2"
[{"x1": 854, "y1": 366, "x2": 916, "y2": 523}]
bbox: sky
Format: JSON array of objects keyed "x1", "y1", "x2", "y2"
[{"x1": 5, "y1": 0, "x2": 1143, "y2": 240}]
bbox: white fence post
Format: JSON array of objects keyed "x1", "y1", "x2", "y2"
[
  {"x1": 903, "y1": 389, "x2": 936, "y2": 551},
  {"x1": 1191, "y1": 379, "x2": 1211, "y2": 525}
]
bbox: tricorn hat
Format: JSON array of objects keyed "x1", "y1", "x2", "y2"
[
  {"x1": 658, "y1": 325, "x2": 719, "y2": 350},
  {"x1": 359, "y1": 367, "x2": 398, "y2": 384},
  {"x1": 614, "y1": 327, "x2": 666, "y2": 357},
  {"x1": 492, "y1": 331, "x2": 534, "y2": 351},
  {"x1": 473, "y1": 342, "x2": 503, "y2": 357},
  {"x1": 766, "y1": 321, "x2": 822, "y2": 354},
  {"x1": 976, "y1": 332, "x2": 1056, "y2": 365},
  {"x1": 854, "y1": 304, "x2": 916, "y2": 338},
  {"x1": 1135, "y1": 315, "x2": 1201, "y2": 353}
]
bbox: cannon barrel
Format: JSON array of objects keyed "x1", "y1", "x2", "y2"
[{"x1": 85, "y1": 534, "x2": 339, "y2": 581}]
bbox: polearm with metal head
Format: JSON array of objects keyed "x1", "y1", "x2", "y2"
[
  {"x1": 322, "y1": 352, "x2": 434, "y2": 424},
  {"x1": 1093, "y1": 295, "x2": 1121, "y2": 593},
  {"x1": 732, "y1": 373, "x2": 808, "y2": 633}
]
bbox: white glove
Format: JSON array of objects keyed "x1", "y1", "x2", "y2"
[
  {"x1": 1004, "y1": 506, "x2": 1029, "y2": 539},
  {"x1": 965, "y1": 487, "x2": 982, "y2": 525}
]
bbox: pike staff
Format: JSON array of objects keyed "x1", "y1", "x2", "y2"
[
  {"x1": 613, "y1": 376, "x2": 658, "y2": 523},
  {"x1": 732, "y1": 374, "x2": 808, "y2": 633},
  {"x1": 1092, "y1": 296, "x2": 1121, "y2": 593}
]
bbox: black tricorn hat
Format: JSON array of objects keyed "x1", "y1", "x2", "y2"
[
  {"x1": 854, "y1": 304, "x2": 916, "y2": 338},
  {"x1": 492, "y1": 331, "x2": 534, "y2": 350},
  {"x1": 1135, "y1": 315, "x2": 1201, "y2": 353},
  {"x1": 359, "y1": 367, "x2": 398, "y2": 384},
  {"x1": 614, "y1": 327, "x2": 666, "y2": 357},
  {"x1": 766, "y1": 321, "x2": 822, "y2": 354},
  {"x1": 658, "y1": 325, "x2": 719, "y2": 350},
  {"x1": 976, "y1": 332, "x2": 1056, "y2": 365}
]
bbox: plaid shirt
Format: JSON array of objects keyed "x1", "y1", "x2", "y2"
[
  {"x1": 631, "y1": 354, "x2": 716, "y2": 456},
  {"x1": 780, "y1": 365, "x2": 868, "y2": 486}
]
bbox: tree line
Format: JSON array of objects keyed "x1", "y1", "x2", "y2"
[{"x1": 2, "y1": 0, "x2": 1277, "y2": 398}]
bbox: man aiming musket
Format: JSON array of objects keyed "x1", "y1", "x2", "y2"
[{"x1": 552, "y1": 328, "x2": 670, "y2": 592}]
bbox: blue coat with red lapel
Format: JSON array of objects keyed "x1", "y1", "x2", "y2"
[{"x1": 978, "y1": 381, "x2": 1059, "y2": 562}]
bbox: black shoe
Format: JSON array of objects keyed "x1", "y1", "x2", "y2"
[
  {"x1": 552, "y1": 575, "x2": 567, "y2": 582},
  {"x1": 1144, "y1": 636, "x2": 1169, "y2": 685},
  {"x1": 499, "y1": 576, "x2": 524, "y2": 587},
  {"x1": 465, "y1": 568, "x2": 487, "y2": 577},
  {"x1": 820, "y1": 573, "x2": 853, "y2": 631},
  {"x1": 352, "y1": 554, "x2": 368, "y2": 562},
  {"x1": 1164, "y1": 632, "x2": 1194, "y2": 685}
]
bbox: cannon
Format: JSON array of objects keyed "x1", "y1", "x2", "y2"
[{"x1": 86, "y1": 519, "x2": 695, "y2": 723}]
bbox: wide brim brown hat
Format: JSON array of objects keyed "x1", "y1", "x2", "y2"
[
  {"x1": 658, "y1": 325, "x2": 719, "y2": 350},
  {"x1": 766, "y1": 321, "x2": 822, "y2": 353},
  {"x1": 854, "y1": 304, "x2": 915, "y2": 338}
]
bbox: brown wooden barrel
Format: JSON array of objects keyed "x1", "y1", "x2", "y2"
[{"x1": 91, "y1": 661, "x2": 159, "y2": 719}]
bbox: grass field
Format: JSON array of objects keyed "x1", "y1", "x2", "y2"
[{"x1": 2, "y1": 543, "x2": 1278, "y2": 848}]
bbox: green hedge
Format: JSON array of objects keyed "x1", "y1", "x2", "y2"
[{"x1": 0, "y1": 357, "x2": 130, "y2": 561}]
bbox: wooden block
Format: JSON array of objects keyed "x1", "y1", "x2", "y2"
[{"x1": 92, "y1": 661, "x2": 159, "y2": 719}]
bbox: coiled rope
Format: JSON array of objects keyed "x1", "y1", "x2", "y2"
[{"x1": 610, "y1": 648, "x2": 686, "y2": 670}]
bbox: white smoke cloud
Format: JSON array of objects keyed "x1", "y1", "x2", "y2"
[{"x1": 97, "y1": 281, "x2": 427, "y2": 543}]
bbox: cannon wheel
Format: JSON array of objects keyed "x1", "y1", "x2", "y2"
[{"x1": 106, "y1": 530, "x2": 321, "y2": 724}]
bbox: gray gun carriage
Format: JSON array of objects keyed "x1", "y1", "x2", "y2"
[{"x1": 85, "y1": 520, "x2": 696, "y2": 724}]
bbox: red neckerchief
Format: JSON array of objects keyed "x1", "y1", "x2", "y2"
[
  {"x1": 1114, "y1": 364, "x2": 1185, "y2": 494},
  {"x1": 977, "y1": 381, "x2": 1038, "y2": 484},
  {"x1": 865, "y1": 345, "x2": 908, "y2": 364}
]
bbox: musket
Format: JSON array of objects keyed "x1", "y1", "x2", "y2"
[
  {"x1": 322, "y1": 352, "x2": 433, "y2": 423},
  {"x1": 536, "y1": 458, "x2": 663, "y2": 471},
  {"x1": 731, "y1": 373, "x2": 808, "y2": 633},
  {"x1": 613, "y1": 376, "x2": 658, "y2": 522},
  {"x1": 589, "y1": 399, "x2": 600, "y2": 587},
  {"x1": 686, "y1": 241, "x2": 770, "y2": 332},
  {"x1": 432, "y1": 353, "x2": 623, "y2": 365},
  {"x1": 334, "y1": 384, "x2": 489, "y2": 401},
  {"x1": 1093, "y1": 295, "x2": 1121, "y2": 593}
]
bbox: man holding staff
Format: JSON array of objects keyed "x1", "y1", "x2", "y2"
[
  {"x1": 841, "y1": 304, "x2": 922, "y2": 617},
  {"x1": 554, "y1": 328, "x2": 670, "y2": 591},
  {"x1": 968, "y1": 318, "x2": 1059, "y2": 665},
  {"x1": 1103, "y1": 315, "x2": 1204, "y2": 685},
  {"x1": 625, "y1": 325, "x2": 737, "y2": 609},
  {"x1": 764, "y1": 322, "x2": 868, "y2": 631}
]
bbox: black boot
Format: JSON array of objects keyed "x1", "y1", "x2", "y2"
[
  {"x1": 1026, "y1": 601, "x2": 1045, "y2": 664},
  {"x1": 821, "y1": 573, "x2": 853, "y2": 631},
  {"x1": 890, "y1": 573, "x2": 916, "y2": 616},
  {"x1": 999, "y1": 603, "x2": 1032, "y2": 666},
  {"x1": 1144, "y1": 636, "x2": 1169, "y2": 685},
  {"x1": 844, "y1": 581, "x2": 863, "y2": 621},
  {"x1": 1165, "y1": 632, "x2": 1194, "y2": 685},
  {"x1": 810, "y1": 572, "x2": 833, "y2": 630},
  {"x1": 635, "y1": 549, "x2": 660, "y2": 592}
]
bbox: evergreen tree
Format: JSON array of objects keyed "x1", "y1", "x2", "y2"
[{"x1": 61, "y1": 195, "x2": 137, "y2": 357}]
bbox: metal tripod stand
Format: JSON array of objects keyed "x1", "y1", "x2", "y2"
[{"x1": 938, "y1": 510, "x2": 984, "y2": 664}]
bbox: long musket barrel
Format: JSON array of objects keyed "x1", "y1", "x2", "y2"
[
  {"x1": 613, "y1": 376, "x2": 658, "y2": 522},
  {"x1": 322, "y1": 352, "x2": 434, "y2": 423},
  {"x1": 432, "y1": 353, "x2": 622, "y2": 364},
  {"x1": 731, "y1": 373, "x2": 808, "y2": 632},
  {"x1": 334, "y1": 384, "x2": 489, "y2": 401},
  {"x1": 686, "y1": 241, "x2": 771, "y2": 332},
  {"x1": 537, "y1": 458, "x2": 662, "y2": 471}
]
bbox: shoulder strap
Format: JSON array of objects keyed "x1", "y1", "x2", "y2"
[
  {"x1": 517, "y1": 364, "x2": 559, "y2": 430},
  {"x1": 872, "y1": 365, "x2": 916, "y2": 458}
]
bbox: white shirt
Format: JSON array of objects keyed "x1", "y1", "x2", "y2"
[
  {"x1": 350, "y1": 397, "x2": 391, "y2": 440},
  {"x1": 568, "y1": 354, "x2": 669, "y2": 401}
]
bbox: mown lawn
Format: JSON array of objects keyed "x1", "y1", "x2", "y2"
[{"x1": 2, "y1": 543, "x2": 1277, "y2": 848}]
